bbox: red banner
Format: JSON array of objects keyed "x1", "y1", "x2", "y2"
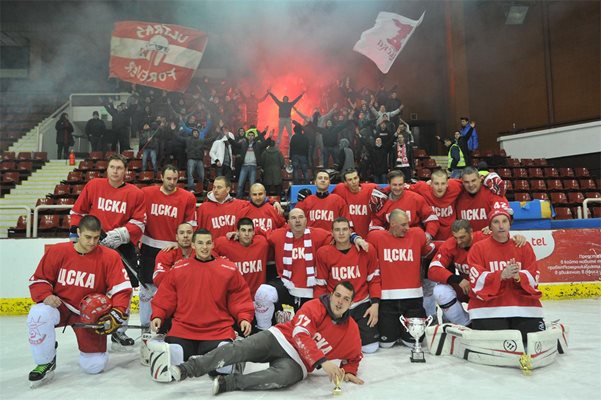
[
  {"x1": 518, "y1": 229, "x2": 601, "y2": 283},
  {"x1": 109, "y1": 21, "x2": 208, "y2": 92}
]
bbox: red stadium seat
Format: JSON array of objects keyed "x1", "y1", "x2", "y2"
[
  {"x1": 505, "y1": 180, "x2": 514, "y2": 193},
  {"x1": 38, "y1": 214, "x2": 59, "y2": 231},
  {"x1": 78, "y1": 160, "x2": 94, "y2": 171},
  {"x1": 121, "y1": 150, "x2": 135, "y2": 160},
  {"x1": 531, "y1": 192, "x2": 549, "y2": 201},
  {"x1": 128, "y1": 159, "x2": 142, "y2": 171},
  {"x1": 60, "y1": 215, "x2": 72, "y2": 231},
  {"x1": 85, "y1": 171, "x2": 102, "y2": 181},
  {"x1": 2, "y1": 152, "x2": 16, "y2": 160},
  {"x1": 414, "y1": 149, "x2": 428, "y2": 159},
  {"x1": 53, "y1": 184, "x2": 70, "y2": 197},
  {"x1": 65, "y1": 171, "x2": 83, "y2": 184},
  {"x1": 17, "y1": 152, "x2": 32, "y2": 160},
  {"x1": 585, "y1": 192, "x2": 601, "y2": 200},
  {"x1": 497, "y1": 168, "x2": 512, "y2": 180},
  {"x1": 71, "y1": 184, "x2": 85, "y2": 196},
  {"x1": 482, "y1": 149, "x2": 494, "y2": 158},
  {"x1": 553, "y1": 207, "x2": 573, "y2": 220},
  {"x1": 546, "y1": 179, "x2": 563, "y2": 191},
  {"x1": 506, "y1": 158, "x2": 520, "y2": 168},
  {"x1": 514, "y1": 192, "x2": 531, "y2": 202},
  {"x1": 520, "y1": 158, "x2": 534, "y2": 167},
  {"x1": 558, "y1": 168, "x2": 574, "y2": 178},
  {"x1": 513, "y1": 168, "x2": 528, "y2": 179},
  {"x1": 562, "y1": 179, "x2": 580, "y2": 191},
  {"x1": 496, "y1": 149, "x2": 507, "y2": 157},
  {"x1": 0, "y1": 161, "x2": 16, "y2": 171},
  {"x1": 36, "y1": 197, "x2": 54, "y2": 207},
  {"x1": 422, "y1": 158, "x2": 438, "y2": 169},
  {"x1": 529, "y1": 179, "x2": 547, "y2": 192},
  {"x1": 17, "y1": 161, "x2": 33, "y2": 171},
  {"x1": 543, "y1": 167, "x2": 559, "y2": 178},
  {"x1": 578, "y1": 178, "x2": 596, "y2": 191},
  {"x1": 513, "y1": 179, "x2": 530, "y2": 192},
  {"x1": 125, "y1": 170, "x2": 136, "y2": 182},
  {"x1": 417, "y1": 168, "x2": 432, "y2": 180},
  {"x1": 550, "y1": 192, "x2": 569, "y2": 206},
  {"x1": 567, "y1": 192, "x2": 585, "y2": 205},
  {"x1": 138, "y1": 171, "x2": 155, "y2": 182},
  {"x1": 532, "y1": 158, "x2": 548, "y2": 166},
  {"x1": 592, "y1": 208, "x2": 601, "y2": 218},
  {"x1": 2, "y1": 171, "x2": 20, "y2": 183},
  {"x1": 527, "y1": 168, "x2": 544, "y2": 179},
  {"x1": 88, "y1": 151, "x2": 104, "y2": 161},
  {"x1": 33, "y1": 152, "x2": 48, "y2": 162},
  {"x1": 574, "y1": 167, "x2": 590, "y2": 178},
  {"x1": 104, "y1": 151, "x2": 116, "y2": 159},
  {"x1": 178, "y1": 170, "x2": 187, "y2": 181},
  {"x1": 95, "y1": 160, "x2": 108, "y2": 171}
]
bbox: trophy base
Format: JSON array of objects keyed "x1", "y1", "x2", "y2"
[{"x1": 410, "y1": 350, "x2": 426, "y2": 363}]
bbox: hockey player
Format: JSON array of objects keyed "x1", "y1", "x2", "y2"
[
  {"x1": 456, "y1": 167, "x2": 509, "y2": 231},
  {"x1": 370, "y1": 170, "x2": 440, "y2": 241},
  {"x1": 467, "y1": 209, "x2": 545, "y2": 343},
  {"x1": 69, "y1": 154, "x2": 145, "y2": 347},
  {"x1": 152, "y1": 282, "x2": 364, "y2": 396},
  {"x1": 214, "y1": 218, "x2": 269, "y2": 298},
  {"x1": 367, "y1": 209, "x2": 435, "y2": 348},
  {"x1": 152, "y1": 222, "x2": 195, "y2": 288},
  {"x1": 27, "y1": 215, "x2": 132, "y2": 387},
  {"x1": 150, "y1": 228, "x2": 254, "y2": 362},
  {"x1": 332, "y1": 168, "x2": 379, "y2": 237},
  {"x1": 139, "y1": 165, "x2": 197, "y2": 330},
  {"x1": 295, "y1": 169, "x2": 352, "y2": 231},
  {"x1": 237, "y1": 183, "x2": 286, "y2": 231},
  {"x1": 196, "y1": 176, "x2": 245, "y2": 238},
  {"x1": 315, "y1": 217, "x2": 381, "y2": 353}
]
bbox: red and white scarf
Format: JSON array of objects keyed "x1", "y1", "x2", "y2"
[
  {"x1": 282, "y1": 228, "x2": 315, "y2": 288},
  {"x1": 396, "y1": 143, "x2": 409, "y2": 167}
]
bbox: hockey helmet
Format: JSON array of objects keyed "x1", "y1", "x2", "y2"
[{"x1": 79, "y1": 293, "x2": 112, "y2": 324}]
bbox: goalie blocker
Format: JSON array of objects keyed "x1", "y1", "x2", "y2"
[{"x1": 424, "y1": 322, "x2": 568, "y2": 370}]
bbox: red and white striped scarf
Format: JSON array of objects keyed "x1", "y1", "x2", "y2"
[
  {"x1": 282, "y1": 228, "x2": 315, "y2": 288},
  {"x1": 396, "y1": 142, "x2": 409, "y2": 167}
]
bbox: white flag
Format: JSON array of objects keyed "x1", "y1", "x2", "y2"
[{"x1": 353, "y1": 11, "x2": 425, "y2": 74}]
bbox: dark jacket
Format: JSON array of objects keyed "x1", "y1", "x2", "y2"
[
  {"x1": 55, "y1": 118, "x2": 74, "y2": 146},
  {"x1": 185, "y1": 136, "x2": 206, "y2": 160},
  {"x1": 260, "y1": 146, "x2": 285, "y2": 185},
  {"x1": 85, "y1": 118, "x2": 105, "y2": 140}
]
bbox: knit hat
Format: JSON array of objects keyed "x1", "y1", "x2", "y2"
[{"x1": 488, "y1": 208, "x2": 512, "y2": 226}]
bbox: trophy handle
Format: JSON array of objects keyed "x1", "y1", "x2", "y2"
[
  {"x1": 425, "y1": 315, "x2": 434, "y2": 327},
  {"x1": 399, "y1": 315, "x2": 408, "y2": 330}
]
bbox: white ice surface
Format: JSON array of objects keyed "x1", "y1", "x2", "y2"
[{"x1": 1, "y1": 299, "x2": 599, "y2": 400}]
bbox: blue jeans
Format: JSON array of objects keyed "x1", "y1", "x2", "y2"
[
  {"x1": 322, "y1": 146, "x2": 338, "y2": 168},
  {"x1": 142, "y1": 149, "x2": 157, "y2": 173},
  {"x1": 450, "y1": 168, "x2": 463, "y2": 179},
  {"x1": 187, "y1": 159, "x2": 205, "y2": 191},
  {"x1": 291, "y1": 154, "x2": 309, "y2": 184},
  {"x1": 236, "y1": 164, "x2": 256, "y2": 198}
]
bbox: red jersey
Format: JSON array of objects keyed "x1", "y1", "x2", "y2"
[
  {"x1": 214, "y1": 235, "x2": 269, "y2": 298},
  {"x1": 428, "y1": 231, "x2": 487, "y2": 283},
  {"x1": 151, "y1": 257, "x2": 254, "y2": 341},
  {"x1": 314, "y1": 244, "x2": 381, "y2": 307},
  {"x1": 70, "y1": 178, "x2": 146, "y2": 245},
  {"x1": 141, "y1": 185, "x2": 197, "y2": 248},
  {"x1": 332, "y1": 183, "x2": 378, "y2": 237},
  {"x1": 269, "y1": 297, "x2": 363, "y2": 377},
  {"x1": 264, "y1": 227, "x2": 332, "y2": 298},
  {"x1": 153, "y1": 247, "x2": 193, "y2": 288},
  {"x1": 367, "y1": 228, "x2": 435, "y2": 300},
  {"x1": 467, "y1": 237, "x2": 542, "y2": 319},
  {"x1": 295, "y1": 193, "x2": 351, "y2": 231},
  {"x1": 196, "y1": 193, "x2": 245, "y2": 238},
  {"x1": 371, "y1": 190, "x2": 440, "y2": 238},
  {"x1": 237, "y1": 201, "x2": 286, "y2": 231},
  {"x1": 29, "y1": 242, "x2": 132, "y2": 314},
  {"x1": 410, "y1": 180, "x2": 463, "y2": 240},
  {"x1": 456, "y1": 189, "x2": 509, "y2": 232}
]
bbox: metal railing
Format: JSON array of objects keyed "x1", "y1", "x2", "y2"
[
  {"x1": 33, "y1": 204, "x2": 73, "y2": 237},
  {"x1": 0, "y1": 206, "x2": 32, "y2": 238},
  {"x1": 582, "y1": 198, "x2": 601, "y2": 219}
]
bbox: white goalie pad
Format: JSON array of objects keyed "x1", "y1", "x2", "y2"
[
  {"x1": 425, "y1": 322, "x2": 569, "y2": 370},
  {"x1": 148, "y1": 340, "x2": 173, "y2": 382}
]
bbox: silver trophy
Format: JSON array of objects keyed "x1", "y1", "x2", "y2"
[{"x1": 400, "y1": 315, "x2": 434, "y2": 363}]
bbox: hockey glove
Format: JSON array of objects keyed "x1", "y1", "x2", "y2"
[
  {"x1": 297, "y1": 188, "x2": 312, "y2": 203},
  {"x1": 483, "y1": 172, "x2": 507, "y2": 197},
  {"x1": 100, "y1": 227, "x2": 130, "y2": 249},
  {"x1": 369, "y1": 188, "x2": 388, "y2": 214},
  {"x1": 95, "y1": 308, "x2": 128, "y2": 335}
]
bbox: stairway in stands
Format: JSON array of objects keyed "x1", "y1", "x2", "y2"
[{"x1": 0, "y1": 160, "x2": 77, "y2": 238}]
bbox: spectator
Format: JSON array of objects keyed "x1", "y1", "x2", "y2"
[
  {"x1": 162, "y1": 121, "x2": 187, "y2": 170},
  {"x1": 336, "y1": 138, "x2": 355, "y2": 173},
  {"x1": 289, "y1": 122, "x2": 310, "y2": 184},
  {"x1": 447, "y1": 136, "x2": 466, "y2": 179},
  {"x1": 103, "y1": 100, "x2": 134, "y2": 152},
  {"x1": 459, "y1": 117, "x2": 478, "y2": 157},
  {"x1": 260, "y1": 138, "x2": 285, "y2": 195},
  {"x1": 209, "y1": 122, "x2": 236, "y2": 180},
  {"x1": 139, "y1": 123, "x2": 159, "y2": 174},
  {"x1": 236, "y1": 128, "x2": 266, "y2": 199},
  {"x1": 391, "y1": 130, "x2": 414, "y2": 182},
  {"x1": 85, "y1": 111, "x2": 106, "y2": 152},
  {"x1": 184, "y1": 128, "x2": 207, "y2": 192},
  {"x1": 267, "y1": 90, "x2": 305, "y2": 145},
  {"x1": 55, "y1": 113, "x2": 74, "y2": 159}
]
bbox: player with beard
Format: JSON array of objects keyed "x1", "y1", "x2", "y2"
[{"x1": 237, "y1": 183, "x2": 286, "y2": 231}]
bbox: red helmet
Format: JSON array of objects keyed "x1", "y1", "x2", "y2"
[{"x1": 79, "y1": 293, "x2": 112, "y2": 324}]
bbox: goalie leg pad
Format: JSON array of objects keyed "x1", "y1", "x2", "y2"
[
  {"x1": 526, "y1": 328, "x2": 563, "y2": 369},
  {"x1": 149, "y1": 340, "x2": 174, "y2": 382}
]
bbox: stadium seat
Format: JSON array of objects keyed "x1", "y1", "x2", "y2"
[
  {"x1": 553, "y1": 207, "x2": 573, "y2": 220},
  {"x1": 125, "y1": 170, "x2": 136, "y2": 182},
  {"x1": 579, "y1": 179, "x2": 597, "y2": 191},
  {"x1": 35, "y1": 197, "x2": 54, "y2": 207},
  {"x1": 562, "y1": 179, "x2": 580, "y2": 191},
  {"x1": 38, "y1": 214, "x2": 59, "y2": 232},
  {"x1": 506, "y1": 158, "x2": 520, "y2": 168},
  {"x1": 422, "y1": 158, "x2": 438, "y2": 169},
  {"x1": 558, "y1": 168, "x2": 574, "y2": 178},
  {"x1": 543, "y1": 167, "x2": 559, "y2": 178},
  {"x1": 56, "y1": 197, "x2": 75, "y2": 213},
  {"x1": 527, "y1": 168, "x2": 544, "y2": 179},
  {"x1": 85, "y1": 171, "x2": 102, "y2": 181},
  {"x1": 417, "y1": 168, "x2": 432, "y2": 180},
  {"x1": 128, "y1": 159, "x2": 142, "y2": 171},
  {"x1": 0, "y1": 161, "x2": 16, "y2": 171},
  {"x1": 95, "y1": 160, "x2": 108, "y2": 171},
  {"x1": 585, "y1": 192, "x2": 601, "y2": 200},
  {"x1": 574, "y1": 167, "x2": 590, "y2": 178},
  {"x1": 88, "y1": 151, "x2": 104, "y2": 161},
  {"x1": 567, "y1": 192, "x2": 585, "y2": 205},
  {"x1": 178, "y1": 170, "x2": 187, "y2": 181},
  {"x1": 496, "y1": 149, "x2": 508, "y2": 157},
  {"x1": 33, "y1": 152, "x2": 48, "y2": 162},
  {"x1": 513, "y1": 168, "x2": 528, "y2": 179},
  {"x1": 497, "y1": 168, "x2": 512, "y2": 179},
  {"x1": 514, "y1": 192, "x2": 531, "y2": 202},
  {"x1": 2, "y1": 152, "x2": 16, "y2": 160},
  {"x1": 194, "y1": 181, "x2": 204, "y2": 194},
  {"x1": 53, "y1": 184, "x2": 70, "y2": 197},
  {"x1": 12, "y1": 215, "x2": 28, "y2": 235},
  {"x1": 78, "y1": 160, "x2": 94, "y2": 171},
  {"x1": 520, "y1": 158, "x2": 534, "y2": 167},
  {"x1": 550, "y1": 192, "x2": 569, "y2": 206},
  {"x1": 513, "y1": 180, "x2": 530, "y2": 192},
  {"x1": 2, "y1": 171, "x2": 20, "y2": 183},
  {"x1": 471, "y1": 150, "x2": 481, "y2": 159},
  {"x1": 531, "y1": 192, "x2": 549, "y2": 201},
  {"x1": 17, "y1": 161, "x2": 33, "y2": 171},
  {"x1": 482, "y1": 150, "x2": 494, "y2": 158},
  {"x1": 546, "y1": 179, "x2": 563, "y2": 191},
  {"x1": 65, "y1": 171, "x2": 83, "y2": 184},
  {"x1": 138, "y1": 171, "x2": 155, "y2": 182},
  {"x1": 414, "y1": 149, "x2": 428, "y2": 159},
  {"x1": 17, "y1": 152, "x2": 32, "y2": 160},
  {"x1": 532, "y1": 158, "x2": 548, "y2": 166},
  {"x1": 71, "y1": 184, "x2": 85, "y2": 196},
  {"x1": 529, "y1": 179, "x2": 547, "y2": 192},
  {"x1": 592, "y1": 208, "x2": 601, "y2": 218},
  {"x1": 104, "y1": 151, "x2": 116, "y2": 158},
  {"x1": 121, "y1": 150, "x2": 135, "y2": 160},
  {"x1": 59, "y1": 215, "x2": 72, "y2": 232},
  {"x1": 505, "y1": 180, "x2": 513, "y2": 193}
]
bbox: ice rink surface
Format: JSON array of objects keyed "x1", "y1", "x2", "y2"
[{"x1": 1, "y1": 299, "x2": 599, "y2": 400}]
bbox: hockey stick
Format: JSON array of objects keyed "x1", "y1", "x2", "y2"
[
  {"x1": 99, "y1": 231, "x2": 148, "y2": 289},
  {"x1": 72, "y1": 321, "x2": 147, "y2": 330}
]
